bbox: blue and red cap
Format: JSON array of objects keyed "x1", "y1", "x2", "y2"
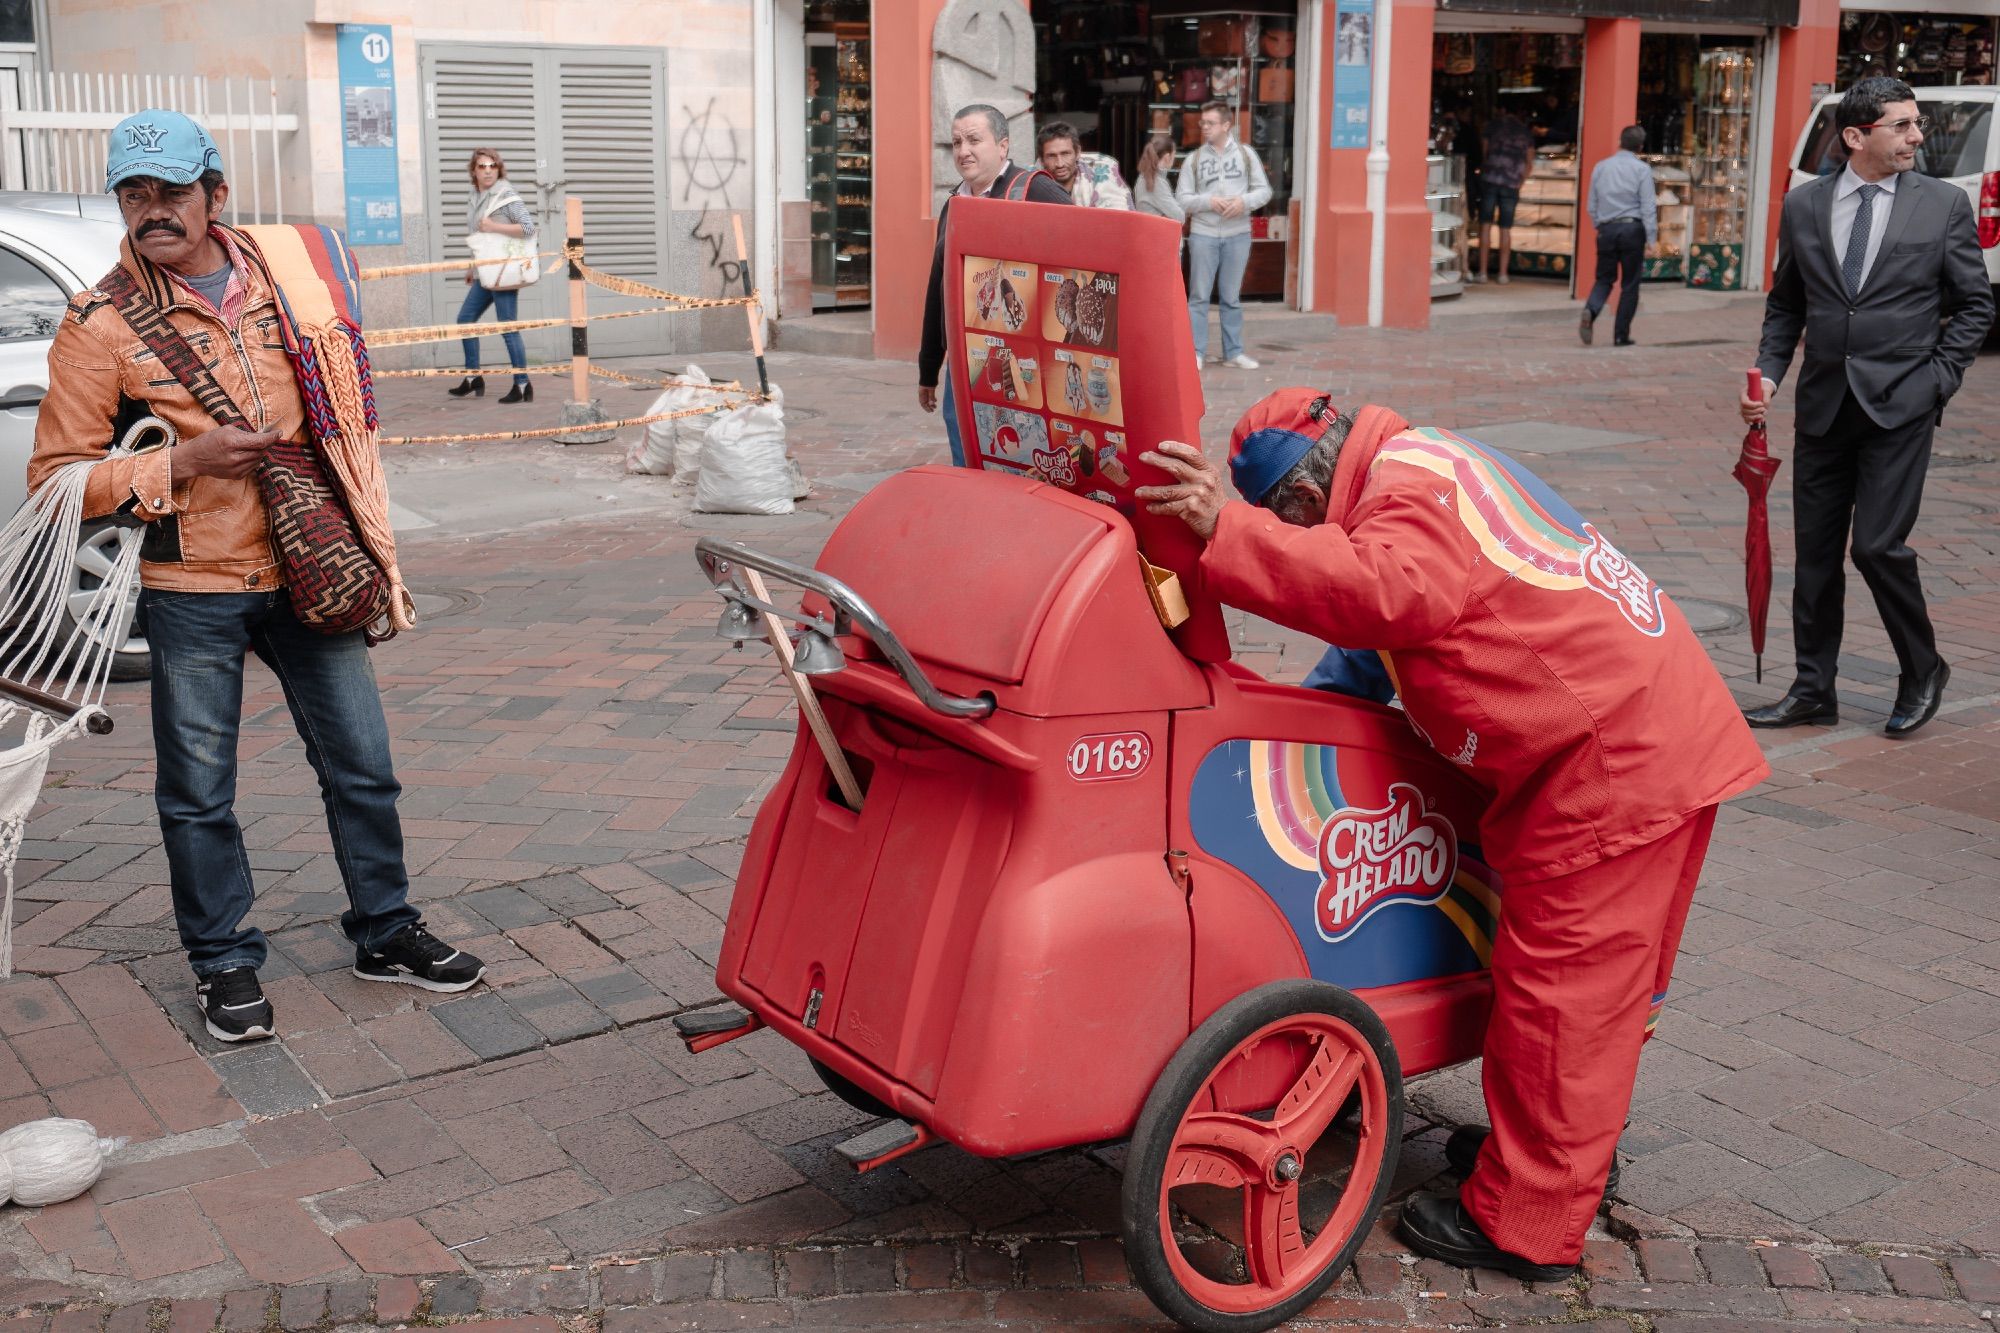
[{"x1": 1228, "y1": 387, "x2": 1342, "y2": 504}]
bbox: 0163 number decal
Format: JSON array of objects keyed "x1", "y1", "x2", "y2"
[{"x1": 1066, "y1": 732, "x2": 1151, "y2": 782}]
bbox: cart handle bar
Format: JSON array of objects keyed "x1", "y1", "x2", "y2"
[{"x1": 695, "y1": 538, "x2": 996, "y2": 721}]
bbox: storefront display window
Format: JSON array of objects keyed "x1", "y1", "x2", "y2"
[
  {"x1": 1840, "y1": 13, "x2": 1996, "y2": 88},
  {"x1": 1636, "y1": 34, "x2": 1759, "y2": 290},
  {"x1": 1431, "y1": 31, "x2": 1586, "y2": 283},
  {"x1": 806, "y1": 0, "x2": 870, "y2": 311},
  {"x1": 1032, "y1": 1, "x2": 1298, "y2": 300}
]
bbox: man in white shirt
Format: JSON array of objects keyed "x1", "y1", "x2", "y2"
[{"x1": 1175, "y1": 101, "x2": 1272, "y2": 372}]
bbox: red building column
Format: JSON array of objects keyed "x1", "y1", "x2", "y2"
[
  {"x1": 1575, "y1": 19, "x2": 1640, "y2": 302},
  {"x1": 1766, "y1": 0, "x2": 1840, "y2": 287},
  {"x1": 1312, "y1": 0, "x2": 1436, "y2": 329},
  {"x1": 872, "y1": 0, "x2": 950, "y2": 363}
]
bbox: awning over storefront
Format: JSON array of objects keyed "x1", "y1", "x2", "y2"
[{"x1": 1437, "y1": 0, "x2": 1797, "y2": 25}]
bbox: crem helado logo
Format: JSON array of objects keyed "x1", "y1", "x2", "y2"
[{"x1": 1315, "y1": 783, "x2": 1458, "y2": 942}]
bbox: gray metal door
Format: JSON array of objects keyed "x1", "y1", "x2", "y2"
[{"x1": 420, "y1": 43, "x2": 671, "y2": 366}]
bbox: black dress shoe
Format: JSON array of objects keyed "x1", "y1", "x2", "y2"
[
  {"x1": 1579, "y1": 309, "x2": 1595, "y2": 345},
  {"x1": 1613, "y1": 336, "x2": 1635, "y2": 347},
  {"x1": 1885, "y1": 661, "x2": 1949, "y2": 738},
  {"x1": 447, "y1": 375, "x2": 485, "y2": 398},
  {"x1": 1444, "y1": 1125, "x2": 1620, "y2": 1198},
  {"x1": 498, "y1": 381, "x2": 534, "y2": 404},
  {"x1": 1398, "y1": 1190, "x2": 1578, "y2": 1282},
  {"x1": 1742, "y1": 694, "x2": 1838, "y2": 728}
]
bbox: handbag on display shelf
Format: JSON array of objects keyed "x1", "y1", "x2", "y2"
[
  {"x1": 467, "y1": 188, "x2": 541, "y2": 291},
  {"x1": 1177, "y1": 66, "x2": 1209, "y2": 102},
  {"x1": 1209, "y1": 64, "x2": 1244, "y2": 100},
  {"x1": 1261, "y1": 26, "x2": 1296, "y2": 59},
  {"x1": 1197, "y1": 16, "x2": 1245, "y2": 57},
  {"x1": 1258, "y1": 65, "x2": 1294, "y2": 103}
]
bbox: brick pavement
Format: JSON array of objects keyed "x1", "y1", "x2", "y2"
[{"x1": 0, "y1": 294, "x2": 1995, "y2": 1329}]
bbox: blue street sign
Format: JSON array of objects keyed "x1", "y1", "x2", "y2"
[
  {"x1": 337, "y1": 24, "x2": 402, "y2": 245},
  {"x1": 1331, "y1": 0, "x2": 1374, "y2": 151}
]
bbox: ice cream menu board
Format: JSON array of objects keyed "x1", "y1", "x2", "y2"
[{"x1": 944, "y1": 199, "x2": 1225, "y2": 662}]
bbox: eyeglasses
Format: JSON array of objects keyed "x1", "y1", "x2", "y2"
[{"x1": 1854, "y1": 116, "x2": 1933, "y2": 135}]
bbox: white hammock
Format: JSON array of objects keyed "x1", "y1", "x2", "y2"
[{"x1": 0, "y1": 419, "x2": 160, "y2": 976}]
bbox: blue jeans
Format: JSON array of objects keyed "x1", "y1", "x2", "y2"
[
  {"x1": 457, "y1": 283, "x2": 529, "y2": 384},
  {"x1": 1187, "y1": 232, "x2": 1251, "y2": 360},
  {"x1": 941, "y1": 373, "x2": 967, "y2": 467},
  {"x1": 142, "y1": 590, "x2": 418, "y2": 977}
]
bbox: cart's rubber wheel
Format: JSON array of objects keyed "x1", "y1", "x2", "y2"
[
  {"x1": 1122, "y1": 979, "x2": 1403, "y2": 1333},
  {"x1": 810, "y1": 1056, "x2": 894, "y2": 1120}
]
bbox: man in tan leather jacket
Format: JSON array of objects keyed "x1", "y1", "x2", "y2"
[{"x1": 29, "y1": 110, "x2": 484, "y2": 1043}]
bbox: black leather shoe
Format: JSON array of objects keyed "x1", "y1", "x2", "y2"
[
  {"x1": 1579, "y1": 309, "x2": 1595, "y2": 345},
  {"x1": 447, "y1": 375, "x2": 485, "y2": 398},
  {"x1": 498, "y1": 381, "x2": 534, "y2": 404},
  {"x1": 1613, "y1": 336, "x2": 1635, "y2": 347},
  {"x1": 1398, "y1": 1190, "x2": 1578, "y2": 1282},
  {"x1": 1444, "y1": 1125, "x2": 1620, "y2": 1198},
  {"x1": 1743, "y1": 694, "x2": 1838, "y2": 728},
  {"x1": 1885, "y1": 661, "x2": 1949, "y2": 739}
]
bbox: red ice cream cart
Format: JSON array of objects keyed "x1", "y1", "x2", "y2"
[{"x1": 674, "y1": 204, "x2": 1498, "y2": 1332}]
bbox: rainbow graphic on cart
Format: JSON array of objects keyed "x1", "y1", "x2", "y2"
[{"x1": 1191, "y1": 738, "x2": 1500, "y2": 989}]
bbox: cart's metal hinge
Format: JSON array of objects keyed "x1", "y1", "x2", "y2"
[
  {"x1": 1168, "y1": 849, "x2": 1192, "y2": 895},
  {"x1": 803, "y1": 987, "x2": 824, "y2": 1029}
]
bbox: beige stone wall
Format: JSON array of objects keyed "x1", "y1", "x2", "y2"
[{"x1": 41, "y1": 0, "x2": 758, "y2": 357}]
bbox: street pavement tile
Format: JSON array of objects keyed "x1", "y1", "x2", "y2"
[
  {"x1": 208, "y1": 1043, "x2": 325, "y2": 1118},
  {"x1": 443, "y1": 1104, "x2": 572, "y2": 1185},
  {"x1": 498, "y1": 976, "x2": 614, "y2": 1042},
  {"x1": 49, "y1": 1075, "x2": 164, "y2": 1143},
  {"x1": 99, "y1": 1192, "x2": 223, "y2": 1281},
  {"x1": 332, "y1": 1099, "x2": 462, "y2": 1175},
  {"x1": 330, "y1": 1218, "x2": 458, "y2": 1276},
  {"x1": 127, "y1": 1058, "x2": 242, "y2": 1134},
  {"x1": 431, "y1": 992, "x2": 543, "y2": 1060},
  {"x1": 93, "y1": 1143, "x2": 261, "y2": 1205}
]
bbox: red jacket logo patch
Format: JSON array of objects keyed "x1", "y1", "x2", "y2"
[
  {"x1": 1315, "y1": 783, "x2": 1459, "y2": 942},
  {"x1": 1581, "y1": 523, "x2": 1667, "y2": 637}
]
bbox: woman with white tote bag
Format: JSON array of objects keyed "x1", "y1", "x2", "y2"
[{"x1": 449, "y1": 148, "x2": 540, "y2": 404}]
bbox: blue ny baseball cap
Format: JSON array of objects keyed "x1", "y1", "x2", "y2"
[
  {"x1": 105, "y1": 109, "x2": 224, "y2": 192},
  {"x1": 1228, "y1": 387, "x2": 1343, "y2": 503}
]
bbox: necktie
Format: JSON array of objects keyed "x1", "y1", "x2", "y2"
[{"x1": 1843, "y1": 183, "x2": 1882, "y2": 296}]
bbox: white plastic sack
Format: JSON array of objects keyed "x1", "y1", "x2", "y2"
[
  {"x1": 0, "y1": 1118, "x2": 125, "y2": 1206},
  {"x1": 623, "y1": 365, "x2": 713, "y2": 476},
  {"x1": 695, "y1": 386, "x2": 793, "y2": 516}
]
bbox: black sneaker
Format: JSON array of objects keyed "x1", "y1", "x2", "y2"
[
  {"x1": 354, "y1": 923, "x2": 486, "y2": 992},
  {"x1": 197, "y1": 967, "x2": 275, "y2": 1043}
]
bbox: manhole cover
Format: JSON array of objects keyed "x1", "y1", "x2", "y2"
[
  {"x1": 1932, "y1": 452, "x2": 1994, "y2": 468},
  {"x1": 1925, "y1": 498, "x2": 1990, "y2": 518},
  {"x1": 409, "y1": 587, "x2": 480, "y2": 622},
  {"x1": 1676, "y1": 596, "x2": 1743, "y2": 636}
]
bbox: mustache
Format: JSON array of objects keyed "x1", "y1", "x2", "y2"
[{"x1": 135, "y1": 219, "x2": 186, "y2": 240}]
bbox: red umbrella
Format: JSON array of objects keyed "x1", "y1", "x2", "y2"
[{"x1": 1732, "y1": 368, "x2": 1782, "y2": 683}]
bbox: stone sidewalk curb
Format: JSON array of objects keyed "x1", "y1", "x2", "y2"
[{"x1": 10, "y1": 1230, "x2": 2000, "y2": 1331}]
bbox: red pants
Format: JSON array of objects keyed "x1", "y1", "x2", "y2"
[{"x1": 1459, "y1": 805, "x2": 1718, "y2": 1265}]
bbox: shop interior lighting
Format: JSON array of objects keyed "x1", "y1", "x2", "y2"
[{"x1": 1497, "y1": 85, "x2": 1544, "y2": 94}]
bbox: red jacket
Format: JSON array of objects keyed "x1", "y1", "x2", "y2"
[{"x1": 1200, "y1": 406, "x2": 1769, "y2": 880}]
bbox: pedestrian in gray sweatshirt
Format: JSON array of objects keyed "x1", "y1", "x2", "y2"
[{"x1": 1175, "y1": 101, "x2": 1272, "y2": 371}]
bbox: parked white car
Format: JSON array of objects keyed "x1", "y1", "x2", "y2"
[
  {"x1": 1788, "y1": 85, "x2": 1999, "y2": 309},
  {"x1": 0, "y1": 191, "x2": 147, "y2": 680}
]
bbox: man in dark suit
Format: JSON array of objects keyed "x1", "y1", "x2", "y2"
[{"x1": 1740, "y1": 77, "x2": 1993, "y2": 738}]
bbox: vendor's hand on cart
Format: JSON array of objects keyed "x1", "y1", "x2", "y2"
[
  {"x1": 174, "y1": 424, "x2": 282, "y2": 480},
  {"x1": 1738, "y1": 376, "x2": 1776, "y2": 426},
  {"x1": 1138, "y1": 440, "x2": 1226, "y2": 541},
  {"x1": 917, "y1": 384, "x2": 938, "y2": 414}
]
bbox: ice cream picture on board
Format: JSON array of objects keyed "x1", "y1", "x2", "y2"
[{"x1": 959, "y1": 254, "x2": 1131, "y2": 509}]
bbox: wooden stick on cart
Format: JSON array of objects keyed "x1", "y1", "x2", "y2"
[{"x1": 740, "y1": 568, "x2": 863, "y2": 811}]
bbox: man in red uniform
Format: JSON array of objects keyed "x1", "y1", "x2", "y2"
[{"x1": 1138, "y1": 388, "x2": 1769, "y2": 1279}]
